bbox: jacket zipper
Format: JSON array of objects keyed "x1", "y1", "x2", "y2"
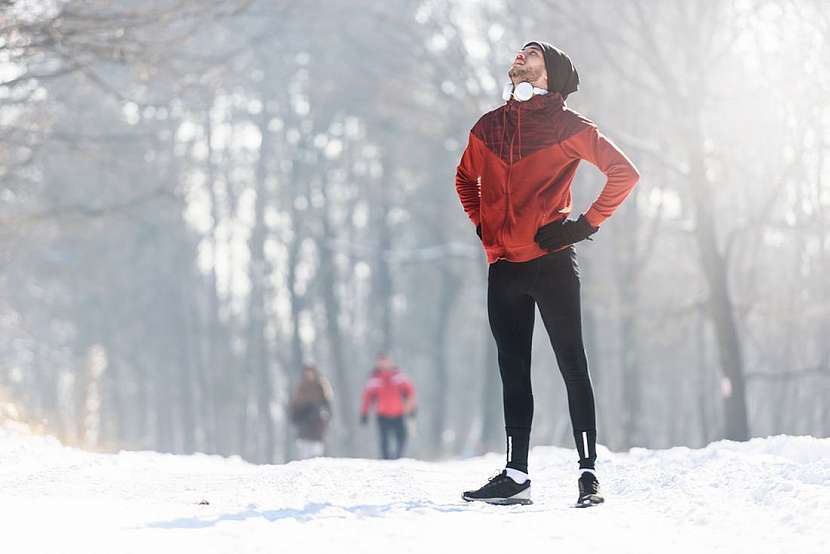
[{"x1": 500, "y1": 106, "x2": 516, "y2": 248}]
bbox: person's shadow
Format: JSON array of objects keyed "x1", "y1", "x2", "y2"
[{"x1": 145, "y1": 500, "x2": 471, "y2": 529}]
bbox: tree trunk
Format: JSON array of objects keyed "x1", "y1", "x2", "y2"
[
  {"x1": 615, "y1": 192, "x2": 643, "y2": 447},
  {"x1": 244, "y1": 109, "x2": 276, "y2": 462},
  {"x1": 318, "y1": 183, "x2": 356, "y2": 455},
  {"x1": 430, "y1": 266, "x2": 460, "y2": 456},
  {"x1": 696, "y1": 313, "x2": 712, "y2": 446},
  {"x1": 203, "y1": 107, "x2": 225, "y2": 454},
  {"x1": 687, "y1": 112, "x2": 750, "y2": 441},
  {"x1": 372, "y1": 182, "x2": 394, "y2": 353}
]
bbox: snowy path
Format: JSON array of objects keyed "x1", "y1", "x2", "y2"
[{"x1": 1, "y1": 425, "x2": 828, "y2": 554}]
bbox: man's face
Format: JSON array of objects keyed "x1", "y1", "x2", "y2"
[{"x1": 508, "y1": 45, "x2": 546, "y2": 86}]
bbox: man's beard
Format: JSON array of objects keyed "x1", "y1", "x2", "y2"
[{"x1": 509, "y1": 66, "x2": 542, "y2": 83}]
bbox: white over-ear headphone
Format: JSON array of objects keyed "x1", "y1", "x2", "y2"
[{"x1": 502, "y1": 81, "x2": 548, "y2": 102}]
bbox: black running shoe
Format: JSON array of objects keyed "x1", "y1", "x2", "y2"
[
  {"x1": 575, "y1": 471, "x2": 604, "y2": 508},
  {"x1": 462, "y1": 471, "x2": 532, "y2": 505}
]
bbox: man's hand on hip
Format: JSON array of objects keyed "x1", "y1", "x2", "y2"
[{"x1": 534, "y1": 214, "x2": 598, "y2": 251}]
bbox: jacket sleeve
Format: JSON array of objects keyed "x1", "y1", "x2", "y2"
[
  {"x1": 455, "y1": 132, "x2": 482, "y2": 227},
  {"x1": 399, "y1": 376, "x2": 416, "y2": 413},
  {"x1": 401, "y1": 377, "x2": 414, "y2": 400},
  {"x1": 360, "y1": 381, "x2": 377, "y2": 416},
  {"x1": 321, "y1": 378, "x2": 333, "y2": 410},
  {"x1": 561, "y1": 125, "x2": 640, "y2": 228}
]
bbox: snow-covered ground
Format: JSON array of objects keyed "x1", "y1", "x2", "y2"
[{"x1": 1, "y1": 424, "x2": 828, "y2": 554}]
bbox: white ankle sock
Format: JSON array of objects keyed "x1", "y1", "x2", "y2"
[
  {"x1": 505, "y1": 468, "x2": 529, "y2": 484},
  {"x1": 580, "y1": 468, "x2": 597, "y2": 478}
]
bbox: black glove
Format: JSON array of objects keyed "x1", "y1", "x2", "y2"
[
  {"x1": 475, "y1": 224, "x2": 482, "y2": 240},
  {"x1": 360, "y1": 414, "x2": 368, "y2": 426},
  {"x1": 534, "y1": 214, "x2": 598, "y2": 251}
]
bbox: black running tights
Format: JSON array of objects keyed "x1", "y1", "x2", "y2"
[{"x1": 488, "y1": 247, "x2": 597, "y2": 473}]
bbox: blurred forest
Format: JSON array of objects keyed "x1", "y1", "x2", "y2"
[{"x1": 1, "y1": 0, "x2": 829, "y2": 463}]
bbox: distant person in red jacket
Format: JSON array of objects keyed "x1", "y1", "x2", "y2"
[{"x1": 359, "y1": 354, "x2": 416, "y2": 460}]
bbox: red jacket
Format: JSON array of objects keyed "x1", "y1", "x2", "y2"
[
  {"x1": 360, "y1": 369, "x2": 415, "y2": 418},
  {"x1": 456, "y1": 92, "x2": 639, "y2": 264}
]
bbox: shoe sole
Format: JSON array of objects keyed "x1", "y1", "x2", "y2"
[
  {"x1": 573, "y1": 495, "x2": 605, "y2": 508},
  {"x1": 462, "y1": 495, "x2": 533, "y2": 505},
  {"x1": 462, "y1": 488, "x2": 532, "y2": 506}
]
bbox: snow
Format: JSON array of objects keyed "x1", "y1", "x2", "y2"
[{"x1": 1, "y1": 423, "x2": 829, "y2": 554}]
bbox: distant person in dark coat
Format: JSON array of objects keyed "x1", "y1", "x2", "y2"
[{"x1": 290, "y1": 364, "x2": 333, "y2": 459}]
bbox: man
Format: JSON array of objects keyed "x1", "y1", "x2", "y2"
[
  {"x1": 359, "y1": 354, "x2": 417, "y2": 460},
  {"x1": 456, "y1": 42, "x2": 639, "y2": 506},
  {"x1": 289, "y1": 364, "x2": 333, "y2": 459}
]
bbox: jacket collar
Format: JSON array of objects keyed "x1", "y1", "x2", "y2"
[{"x1": 505, "y1": 91, "x2": 565, "y2": 112}]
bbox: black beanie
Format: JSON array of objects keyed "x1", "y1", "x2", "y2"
[{"x1": 523, "y1": 41, "x2": 579, "y2": 99}]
